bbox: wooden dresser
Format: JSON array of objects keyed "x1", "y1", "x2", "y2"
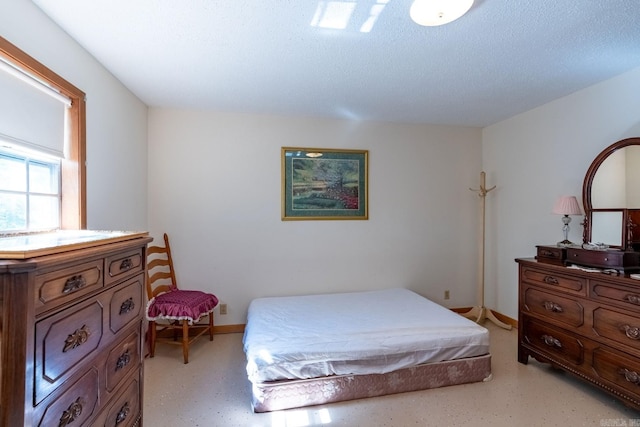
[
  {"x1": 0, "y1": 231, "x2": 152, "y2": 427},
  {"x1": 517, "y1": 257, "x2": 640, "y2": 410}
]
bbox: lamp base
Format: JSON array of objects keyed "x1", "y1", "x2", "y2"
[
  {"x1": 460, "y1": 306, "x2": 512, "y2": 330},
  {"x1": 557, "y1": 240, "x2": 574, "y2": 247}
]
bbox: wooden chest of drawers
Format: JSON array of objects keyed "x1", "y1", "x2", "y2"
[
  {"x1": 0, "y1": 231, "x2": 152, "y2": 427},
  {"x1": 517, "y1": 258, "x2": 640, "y2": 410}
]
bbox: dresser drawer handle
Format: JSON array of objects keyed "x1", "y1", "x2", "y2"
[
  {"x1": 540, "y1": 249, "x2": 555, "y2": 257},
  {"x1": 115, "y1": 402, "x2": 130, "y2": 425},
  {"x1": 543, "y1": 276, "x2": 559, "y2": 285},
  {"x1": 116, "y1": 349, "x2": 131, "y2": 371},
  {"x1": 619, "y1": 368, "x2": 640, "y2": 386},
  {"x1": 621, "y1": 324, "x2": 640, "y2": 340},
  {"x1": 541, "y1": 334, "x2": 562, "y2": 348},
  {"x1": 63, "y1": 275, "x2": 87, "y2": 294},
  {"x1": 59, "y1": 396, "x2": 83, "y2": 427},
  {"x1": 543, "y1": 301, "x2": 563, "y2": 313},
  {"x1": 625, "y1": 294, "x2": 640, "y2": 305},
  {"x1": 63, "y1": 325, "x2": 91, "y2": 352},
  {"x1": 119, "y1": 258, "x2": 133, "y2": 271},
  {"x1": 119, "y1": 297, "x2": 135, "y2": 315}
]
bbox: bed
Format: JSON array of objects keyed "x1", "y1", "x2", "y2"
[{"x1": 242, "y1": 288, "x2": 492, "y2": 412}]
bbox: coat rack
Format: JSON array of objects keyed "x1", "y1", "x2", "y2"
[{"x1": 461, "y1": 172, "x2": 512, "y2": 330}]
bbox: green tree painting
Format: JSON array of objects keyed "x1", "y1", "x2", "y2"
[{"x1": 291, "y1": 158, "x2": 360, "y2": 210}]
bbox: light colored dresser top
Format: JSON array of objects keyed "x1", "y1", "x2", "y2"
[{"x1": 0, "y1": 230, "x2": 148, "y2": 259}]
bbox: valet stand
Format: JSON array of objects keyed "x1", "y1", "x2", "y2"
[{"x1": 460, "y1": 172, "x2": 512, "y2": 330}]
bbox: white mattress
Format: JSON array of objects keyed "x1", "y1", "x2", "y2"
[{"x1": 243, "y1": 288, "x2": 490, "y2": 383}]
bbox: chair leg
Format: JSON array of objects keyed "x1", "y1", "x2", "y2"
[
  {"x1": 182, "y1": 319, "x2": 189, "y2": 364},
  {"x1": 209, "y1": 312, "x2": 214, "y2": 341},
  {"x1": 149, "y1": 320, "x2": 156, "y2": 358}
]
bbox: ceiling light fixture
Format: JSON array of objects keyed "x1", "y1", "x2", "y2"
[{"x1": 410, "y1": 0, "x2": 474, "y2": 27}]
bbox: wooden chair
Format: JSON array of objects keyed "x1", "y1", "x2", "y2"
[{"x1": 146, "y1": 233, "x2": 219, "y2": 363}]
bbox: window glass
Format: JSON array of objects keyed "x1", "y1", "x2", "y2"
[
  {"x1": 30, "y1": 160, "x2": 59, "y2": 194},
  {"x1": 0, "y1": 148, "x2": 61, "y2": 232},
  {"x1": 0, "y1": 193, "x2": 26, "y2": 231},
  {"x1": 30, "y1": 194, "x2": 59, "y2": 229},
  {"x1": 0, "y1": 153, "x2": 26, "y2": 191}
]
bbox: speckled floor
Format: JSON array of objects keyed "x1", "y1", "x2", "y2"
[{"x1": 143, "y1": 322, "x2": 639, "y2": 426}]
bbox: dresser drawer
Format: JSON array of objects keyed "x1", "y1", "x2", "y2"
[
  {"x1": 109, "y1": 273, "x2": 144, "y2": 335},
  {"x1": 35, "y1": 258, "x2": 104, "y2": 314},
  {"x1": 536, "y1": 245, "x2": 566, "y2": 266},
  {"x1": 35, "y1": 367, "x2": 99, "y2": 427},
  {"x1": 567, "y1": 247, "x2": 640, "y2": 271},
  {"x1": 34, "y1": 298, "x2": 105, "y2": 403},
  {"x1": 521, "y1": 266, "x2": 586, "y2": 296},
  {"x1": 105, "y1": 248, "x2": 144, "y2": 285},
  {"x1": 105, "y1": 329, "x2": 140, "y2": 392},
  {"x1": 95, "y1": 376, "x2": 141, "y2": 427},
  {"x1": 592, "y1": 346, "x2": 640, "y2": 403},
  {"x1": 522, "y1": 287, "x2": 584, "y2": 327},
  {"x1": 593, "y1": 308, "x2": 640, "y2": 353},
  {"x1": 590, "y1": 279, "x2": 640, "y2": 311},
  {"x1": 522, "y1": 317, "x2": 585, "y2": 366}
]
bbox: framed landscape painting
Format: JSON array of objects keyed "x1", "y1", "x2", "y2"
[{"x1": 282, "y1": 147, "x2": 368, "y2": 220}]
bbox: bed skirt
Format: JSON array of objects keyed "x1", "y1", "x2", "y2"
[{"x1": 250, "y1": 353, "x2": 492, "y2": 412}]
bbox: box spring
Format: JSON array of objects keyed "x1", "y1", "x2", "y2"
[{"x1": 251, "y1": 353, "x2": 492, "y2": 412}]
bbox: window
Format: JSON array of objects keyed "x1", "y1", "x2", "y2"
[
  {"x1": 0, "y1": 147, "x2": 61, "y2": 231},
  {"x1": 0, "y1": 36, "x2": 86, "y2": 232}
]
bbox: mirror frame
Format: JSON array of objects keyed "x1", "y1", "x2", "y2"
[{"x1": 582, "y1": 137, "x2": 640, "y2": 250}]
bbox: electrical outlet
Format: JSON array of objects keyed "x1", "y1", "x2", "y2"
[
  {"x1": 444, "y1": 290, "x2": 450, "y2": 300},
  {"x1": 219, "y1": 303, "x2": 227, "y2": 315}
]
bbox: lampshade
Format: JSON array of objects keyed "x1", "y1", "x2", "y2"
[
  {"x1": 410, "y1": 0, "x2": 474, "y2": 27},
  {"x1": 552, "y1": 196, "x2": 582, "y2": 216}
]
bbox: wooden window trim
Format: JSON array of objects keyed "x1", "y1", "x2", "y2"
[{"x1": 0, "y1": 36, "x2": 86, "y2": 229}]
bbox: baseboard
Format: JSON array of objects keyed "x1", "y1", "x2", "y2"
[
  {"x1": 214, "y1": 324, "x2": 245, "y2": 334},
  {"x1": 450, "y1": 307, "x2": 518, "y2": 329}
]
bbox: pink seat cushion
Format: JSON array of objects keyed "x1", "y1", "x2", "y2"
[{"x1": 147, "y1": 289, "x2": 219, "y2": 324}]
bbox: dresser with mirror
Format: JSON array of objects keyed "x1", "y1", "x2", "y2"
[{"x1": 517, "y1": 137, "x2": 640, "y2": 410}]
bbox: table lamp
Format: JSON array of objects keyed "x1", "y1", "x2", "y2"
[{"x1": 552, "y1": 195, "x2": 582, "y2": 247}]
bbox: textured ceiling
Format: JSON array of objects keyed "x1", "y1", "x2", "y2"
[{"x1": 32, "y1": 0, "x2": 640, "y2": 127}]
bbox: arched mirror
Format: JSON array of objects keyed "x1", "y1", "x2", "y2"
[{"x1": 582, "y1": 137, "x2": 640, "y2": 251}]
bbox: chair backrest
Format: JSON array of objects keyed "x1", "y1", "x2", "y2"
[{"x1": 146, "y1": 233, "x2": 178, "y2": 299}]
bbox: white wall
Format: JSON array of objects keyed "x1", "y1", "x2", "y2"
[
  {"x1": 2, "y1": 0, "x2": 149, "y2": 230},
  {"x1": 483, "y1": 66, "x2": 640, "y2": 319},
  {"x1": 148, "y1": 109, "x2": 482, "y2": 325}
]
